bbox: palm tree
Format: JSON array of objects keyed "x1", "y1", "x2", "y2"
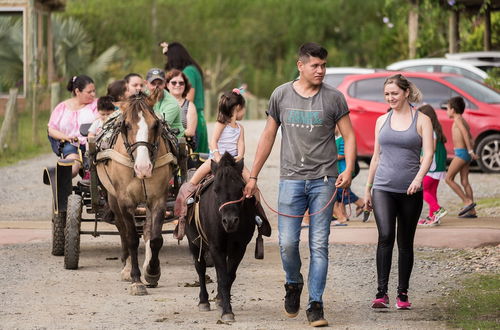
[
  {"x1": 0, "y1": 15, "x2": 120, "y2": 93},
  {"x1": 0, "y1": 17, "x2": 23, "y2": 92}
]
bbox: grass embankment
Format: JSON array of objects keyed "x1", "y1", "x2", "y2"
[
  {"x1": 0, "y1": 110, "x2": 51, "y2": 167},
  {"x1": 443, "y1": 273, "x2": 500, "y2": 329}
]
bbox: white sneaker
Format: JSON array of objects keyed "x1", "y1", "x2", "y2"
[{"x1": 431, "y1": 208, "x2": 447, "y2": 225}]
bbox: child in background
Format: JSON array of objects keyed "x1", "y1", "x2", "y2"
[
  {"x1": 332, "y1": 126, "x2": 364, "y2": 225},
  {"x1": 445, "y1": 96, "x2": 478, "y2": 218},
  {"x1": 417, "y1": 105, "x2": 448, "y2": 226},
  {"x1": 88, "y1": 96, "x2": 115, "y2": 138}
]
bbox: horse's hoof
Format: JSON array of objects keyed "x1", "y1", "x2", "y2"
[
  {"x1": 129, "y1": 282, "x2": 148, "y2": 296},
  {"x1": 144, "y1": 269, "x2": 161, "y2": 288},
  {"x1": 198, "y1": 302, "x2": 210, "y2": 311},
  {"x1": 221, "y1": 313, "x2": 235, "y2": 322}
]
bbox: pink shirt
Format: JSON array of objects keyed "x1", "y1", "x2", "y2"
[{"x1": 48, "y1": 100, "x2": 98, "y2": 145}]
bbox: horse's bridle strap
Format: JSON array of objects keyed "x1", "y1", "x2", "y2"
[{"x1": 96, "y1": 149, "x2": 177, "y2": 168}]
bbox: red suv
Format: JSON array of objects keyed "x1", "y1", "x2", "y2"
[{"x1": 336, "y1": 72, "x2": 500, "y2": 173}]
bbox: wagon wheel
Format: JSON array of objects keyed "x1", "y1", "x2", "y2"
[
  {"x1": 64, "y1": 194, "x2": 82, "y2": 270},
  {"x1": 51, "y1": 211, "x2": 66, "y2": 256}
]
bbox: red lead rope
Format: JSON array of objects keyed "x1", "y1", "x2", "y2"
[
  {"x1": 218, "y1": 196, "x2": 246, "y2": 212},
  {"x1": 218, "y1": 187, "x2": 352, "y2": 218}
]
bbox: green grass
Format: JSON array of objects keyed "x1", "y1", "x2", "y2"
[
  {"x1": 443, "y1": 273, "x2": 500, "y2": 329},
  {"x1": 476, "y1": 197, "x2": 500, "y2": 209},
  {"x1": 0, "y1": 110, "x2": 52, "y2": 167}
]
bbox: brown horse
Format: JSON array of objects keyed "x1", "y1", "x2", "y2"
[{"x1": 97, "y1": 91, "x2": 176, "y2": 295}]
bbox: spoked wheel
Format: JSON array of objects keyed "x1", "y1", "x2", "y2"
[
  {"x1": 51, "y1": 212, "x2": 66, "y2": 256},
  {"x1": 64, "y1": 194, "x2": 82, "y2": 269}
]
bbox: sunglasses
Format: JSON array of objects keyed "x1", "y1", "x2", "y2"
[{"x1": 169, "y1": 80, "x2": 185, "y2": 86}]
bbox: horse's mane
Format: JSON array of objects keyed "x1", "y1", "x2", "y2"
[
  {"x1": 123, "y1": 91, "x2": 156, "y2": 123},
  {"x1": 216, "y1": 152, "x2": 242, "y2": 181}
]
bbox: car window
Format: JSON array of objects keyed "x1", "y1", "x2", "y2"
[
  {"x1": 324, "y1": 74, "x2": 348, "y2": 87},
  {"x1": 440, "y1": 66, "x2": 483, "y2": 82},
  {"x1": 444, "y1": 76, "x2": 500, "y2": 104},
  {"x1": 404, "y1": 65, "x2": 435, "y2": 73},
  {"x1": 409, "y1": 77, "x2": 476, "y2": 109},
  {"x1": 348, "y1": 78, "x2": 385, "y2": 102}
]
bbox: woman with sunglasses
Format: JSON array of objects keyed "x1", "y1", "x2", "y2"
[
  {"x1": 161, "y1": 41, "x2": 208, "y2": 153},
  {"x1": 165, "y1": 69, "x2": 198, "y2": 145}
]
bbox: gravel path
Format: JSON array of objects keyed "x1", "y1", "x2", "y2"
[{"x1": 0, "y1": 120, "x2": 498, "y2": 329}]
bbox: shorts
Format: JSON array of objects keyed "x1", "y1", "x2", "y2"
[
  {"x1": 454, "y1": 148, "x2": 471, "y2": 163},
  {"x1": 48, "y1": 136, "x2": 85, "y2": 158}
]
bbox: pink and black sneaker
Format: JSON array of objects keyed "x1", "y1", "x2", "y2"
[
  {"x1": 371, "y1": 292, "x2": 389, "y2": 308},
  {"x1": 396, "y1": 292, "x2": 412, "y2": 310}
]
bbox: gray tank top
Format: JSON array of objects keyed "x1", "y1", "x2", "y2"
[
  {"x1": 373, "y1": 109, "x2": 422, "y2": 193},
  {"x1": 180, "y1": 99, "x2": 189, "y2": 129}
]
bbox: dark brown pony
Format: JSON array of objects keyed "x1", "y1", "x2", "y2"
[
  {"x1": 186, "y1": 153, "x2": 266, "y2": 322},
  {"x1": 97, "y1": 91, "x2": 175, "y2": 295}
]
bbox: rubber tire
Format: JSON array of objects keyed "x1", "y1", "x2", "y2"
[
  {"x1": 51, "y1": 212, "x2": 66, "y2": 256},
  {"x1": 476, "y1": 134, "x2": 500, "y2": 173},
  {"x1": 64, "y1": 194, "x2": 82, "y2": 270}
]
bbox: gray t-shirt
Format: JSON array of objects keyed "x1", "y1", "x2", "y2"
[{"x1": 268, "y1": 81, "x2": 349, "y2": 180}]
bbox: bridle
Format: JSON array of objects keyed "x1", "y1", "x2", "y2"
[{"x1": 120, "y1": 107, "x2": 162, "y2": 166}]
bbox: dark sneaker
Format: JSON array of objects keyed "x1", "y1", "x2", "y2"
[
  {"x1": 306, "y1": 301, "x2": 328, "y2": 327},
  {"x1": 284, "y1": 283, "x2": 303, "y2": 318}
]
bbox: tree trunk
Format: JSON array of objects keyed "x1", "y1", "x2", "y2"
[
  {"x1": 448, "y1": 9, "x2": 459, "y2": 53},
  {"x1": 408, "y1": 0, "x2": 419, "y2": 59},
  {"x1": 483, "y1": 3, "x2": 491, "y2": 51}
]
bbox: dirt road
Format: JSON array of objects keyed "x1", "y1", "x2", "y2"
[{"x1": 0, "y1": 120, "x2": 499, "y2": 329}]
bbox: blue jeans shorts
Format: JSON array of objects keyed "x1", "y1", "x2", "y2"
[{"x1": 48, "y1": 136, "x2": 85, "y2": 158}]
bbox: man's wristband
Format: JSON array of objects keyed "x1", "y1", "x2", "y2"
[
  {"x1": 249, "y1": 176, "x2": 258, "y2": 181},
  {"x1": 366, "y1": 183, "x2": 373, "y2": 187}
]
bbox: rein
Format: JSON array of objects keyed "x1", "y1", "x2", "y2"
[
  {"x1": 218, "y1": 196, "x2": 245, "y2": 212},
  {"x1": 256, "y1": 187, "x2": 349, "y2": 218}
]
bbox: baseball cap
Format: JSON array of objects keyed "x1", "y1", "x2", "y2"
[{"x1": 146, "y1": 68, "x2": 165, "y2": 83}]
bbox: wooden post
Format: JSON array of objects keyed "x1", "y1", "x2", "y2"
[
  {"x1": 50, "y1": 82, "x2": 60, "y2": 112},
  {"x1": 408, "y1": 0, "x2": 419, "y2": 59},
  {"x1": 448, "y1": 9, "x2": 459, "y2": 53},
  {"x1": 47, "y1": 13, "x2": 55, "y2": 83},
  {"x1": 0, "y1": 88, "x2": 19, "y2": 153},
  {"x1": 484, "y1": 3, "x2": 491, "y2": 51}
]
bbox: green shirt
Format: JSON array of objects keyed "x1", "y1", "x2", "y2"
[
  {"x1": 183, "y1": 65, "x2": 204, "y2": 112},
  {"x1": 152, "y1": 89, "x2": 184, "y2": 138}
]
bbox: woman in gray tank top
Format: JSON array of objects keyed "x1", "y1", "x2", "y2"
[{"x1": 363, "y1": 74, "x2": 434, "y2": 310}]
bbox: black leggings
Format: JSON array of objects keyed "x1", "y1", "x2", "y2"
[{"x1": 372, "y1": 189, "x2": 423, "y2": 294}]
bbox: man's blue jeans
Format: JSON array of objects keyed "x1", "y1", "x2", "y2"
[{"x1": 278, "y1": 176, "x2": 336, "y2": 305}]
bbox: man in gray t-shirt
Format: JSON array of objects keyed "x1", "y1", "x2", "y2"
[{"x1": 244, "y1": 43, "x2": 356, "y2": 327}]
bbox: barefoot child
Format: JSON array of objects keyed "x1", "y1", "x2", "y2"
[
  {"x1": 444, "y1": 96, "x2": 478, "y2": 217},
  {"x1": 417, "y1": 104, "x2": 447, "y2": 225}
]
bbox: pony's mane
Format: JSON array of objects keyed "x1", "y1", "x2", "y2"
[{"x1": 216, "y1": 152, "x2": 242, "y2": 181}]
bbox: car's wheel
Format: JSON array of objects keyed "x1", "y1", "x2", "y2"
[
  {"x1": 476, "y1": 134, "x2": 500, "y2": 173},
  {"x1": 64, "y1": 194, "x2": 82, "y2": 270},
  {"x1": 51, "y1": 212, "x2": 66, "y2": 256}
]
